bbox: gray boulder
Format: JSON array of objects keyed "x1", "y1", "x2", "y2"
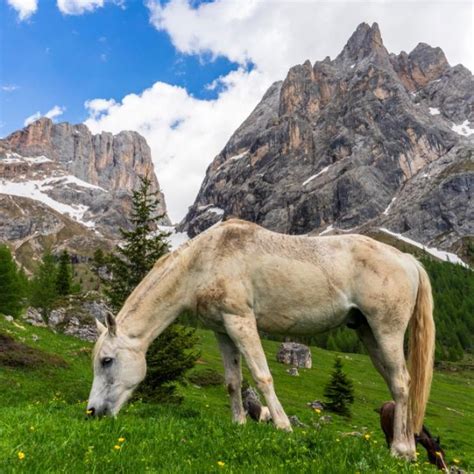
[{"x1": 277, "y1": 342, "x2": 312, "y2": 368}]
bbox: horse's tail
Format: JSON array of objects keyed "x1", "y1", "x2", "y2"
[{"x1": 407, "y1": 259, "x2": 435, "y2": 435}]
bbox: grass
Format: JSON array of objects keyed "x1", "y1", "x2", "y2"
[{"x1": 0, "y1": 318, "x2": 472, "y2": 473}]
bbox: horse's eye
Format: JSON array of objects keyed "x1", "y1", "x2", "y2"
[{"x1": 101, "y1": 357, "x2": 114, "y2": 367}]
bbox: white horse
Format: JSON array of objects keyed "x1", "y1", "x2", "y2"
[{"x1": 87, "y1": 219, "x2": 435, "y2": 460}]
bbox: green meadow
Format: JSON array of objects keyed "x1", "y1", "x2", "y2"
[{"x1": 0, "y1": 318, "x2": 472, "y2": 473}]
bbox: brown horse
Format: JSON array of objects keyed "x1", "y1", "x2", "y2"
[{"x1": 379, "y1": 401, "x2": 448, "y2": 471}]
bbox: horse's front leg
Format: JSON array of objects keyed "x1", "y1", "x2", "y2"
[
  {"x1": 215, "y1": 332, "x2": 246, "y2": 424},
  {"x1": 223, "y1": 312, "x2": 292, "y2": 431}
]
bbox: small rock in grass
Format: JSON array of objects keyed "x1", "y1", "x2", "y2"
[
  {"x1": 307, "y1": 400, "x2": 325, "y2": 411},
  {"x1": 289, "y1": 415, "x2": 307, "y2": 427},
  {"x1": 31, "y1": 334, "x2": 40, "y2": 342},
  {"x1": 4, "y1": 315, "x2": 14, "y2": 322},
  {"x1": 287, "y1": 367, "x2": 299, "y2": 376}
]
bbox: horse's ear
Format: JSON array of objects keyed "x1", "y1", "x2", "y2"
[
  {"x1": 95, "y1": 318, "x2": 106, "y2": 335},
  {"x1": 105, "y1": 311, "x2": 117, "y2": 337}
]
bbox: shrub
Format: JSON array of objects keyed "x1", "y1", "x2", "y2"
[{"x1": 187, "y1": 368, "x2": 224, "y2": 387}]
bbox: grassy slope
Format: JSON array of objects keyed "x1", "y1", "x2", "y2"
[{"x1": 0, "y1": 319, "x2": 472, "y2": 473}]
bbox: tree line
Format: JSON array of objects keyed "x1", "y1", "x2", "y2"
[{"x1": 0, "y1": 246, "x2": 77, "y2": 319}]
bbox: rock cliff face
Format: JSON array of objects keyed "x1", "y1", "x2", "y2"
[
  {"x1": 2, "y1": 118, "x2": 160, "y2": 193},
  {"x1": 0, "y1": 119, "x2": 170, "y2": 261},
  {"x1": 181, "y1": 23, "x2": 473, "y2": 259}
]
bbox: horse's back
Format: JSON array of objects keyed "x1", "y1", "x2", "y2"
[{"x1": 191, "y1": 219, "x2": 420, "y2": 331}]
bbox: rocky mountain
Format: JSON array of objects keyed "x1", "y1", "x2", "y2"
[
  {"x1": 181, "y1": 23, "x2": 473, "y2": 263},
  {"x1": 0, "y1": 118, "x2": 170, "y2": 265}
]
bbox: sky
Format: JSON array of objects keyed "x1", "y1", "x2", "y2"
[{"x1": 1, "y1": 0, "x2": 473, "y2": 223}]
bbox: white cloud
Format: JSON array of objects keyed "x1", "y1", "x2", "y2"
[
  {"x1": 1, "y1": 84, "x2": 19, "y2": 92},
  {"x1": 24, "y1": 105, "x2": 66, "y2": 126},
  {"x1": 24, "y1": 112, "x2": 41, "y2": 126},
  {"x1": 56, "y1": 0, "x2": 124, "y2": 15},
  {"x1": 7, "y1": 0, "x2": 37, "y2": 21},
  {"x1": 85, "y1": 69, "x2": 269, "y2": 223},
  {"x1": 45, "y1": 105, "x2": 66, "y2": 120},
  {"x1": 57, "y1": 0, "x2": 101, "y2": 15},
  {"x1": 86, "y1": 0, "x2": 473, "y2": 222}
]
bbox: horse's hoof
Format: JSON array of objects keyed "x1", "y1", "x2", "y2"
[
  {"x1": 233, "y1": 416, "x2": 247, "y2": 425},
  {"x1": 276, "y1": 422, "x2": 293, "y2": 432},
  {"x1": 390, "y1": 443, "x2": 416, "y2": 461}
]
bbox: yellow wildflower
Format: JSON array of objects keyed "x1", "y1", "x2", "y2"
[
  {"x1": 118, "y1": 437, "x2": 125, "y2": 443},
  {"x1": 364, "y1": 433, "x2": 370, "y2": 440},
  {"x1": 314, "y1": 408, "x2": 321, "y2": 414},
  {"x1": 336, "y1": 438, "x2": 340, "y2": 442},
  {"x1": 217, "y1": 461, "x2": 225, "y2": 467},
  {"x1": 29, "y1": 426, "x2": 35, "y2": 431},
  {"x1": 453, "y1": 459, "x2": 460, "y2": 465},
  {"x1": 435, "y1": 451, "x2": 442, "y2": 457},
  {"x1": 17, "y1": 451, "x2": 25, "y2": 460},
  {"x1": 86, "y1": 409, "x2": 93, "y2": 415},
  {"x1": 114, "y1": 445, "x2": 121, "y2": 450}
]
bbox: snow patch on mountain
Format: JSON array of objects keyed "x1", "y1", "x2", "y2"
[
  {"x1": 2, "y1": 152, "x2": 52, "y2": 165},
  {"x1": 158, "y1": 225, "x2": 189, "y2": 251},
  {"x1": 0, "y1": 177, "x2": 97, "y2": 228},
  {"x1": 379, "y1": 228, "x2": 468, "y2": 267},
  {"x1": 383, "y1": 197, "x2": 396, "y2": 215},
  {"x1": 451, "y1": 120, "x2": 474, "y2": 137},
  {"x1": 303, "y1": 166, "x2": 330, "y2": 186}
]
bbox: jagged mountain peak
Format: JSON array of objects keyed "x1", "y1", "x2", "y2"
[
  {"x1": 0, "y1": 119, "x2": 170, "y2": 262},
  {"x1": 181, "y1": 22, "x2": 473, "y2": 264},
  {"x1": 1, "y1": 118, "x2": 160, "y2": 193},
  {"x1": 336, "y1": 22, "x2": 386, "y2": 63}
]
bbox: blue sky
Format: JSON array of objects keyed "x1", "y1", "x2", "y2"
[
  {"x1": 0, "y1": 0, "x2": 237, "y2": 135},
  {"x1": 1, "y1": 1, "x2": 472, "y2": 221}
]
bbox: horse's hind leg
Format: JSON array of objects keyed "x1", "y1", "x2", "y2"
[
  {"x1": 215, "y1": 332, "x2": 246, "y2": 424},
  {"x1": 356, "y1": 322, "x2": 390, "y2": 386},
  {"x1": 359, "y1": 321, "x2": 415, "y2": 460},
  {"x1": 223, "y1": 312, "x2": 292, "y2": 431}
]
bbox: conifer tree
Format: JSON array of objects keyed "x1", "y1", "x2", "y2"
[
  {"x1": 17, "y1": 266, "x2": 30, "y2": 302},
  {"x1": 135, "y1": 324, "x2": 200, "y2": 403},
  {"x1": 99, "y1": 175, "x2": 199, "y2": 403},
  {"x1": 323, "y1": 357, "x2": 355, "y2": 417},
  {"x1": 104, "y1": 176, "x2": 170, "y2": 310},
  {"x1": 0, "y1": 245, "x2": 23, "y2": 317},
  {"x1": 56, "y1": 250, "x2": 72, "y2": 296},
  {"x1": 30, "y1": 252, "x2": 58, "y2": 320}
]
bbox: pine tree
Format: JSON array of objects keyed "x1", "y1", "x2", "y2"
[
  {"x1": 17, "y1": 266, "x2": 30, "y2": 302},
  {"x1": 135, "y1": 324, "x2": 200, "y2": 403},
  {"x1": 56, "y1": 250, "x2": 72, "y2": 296},
  {"x1": 30, "y1": 252, "x2": 58, "y2": 320},
  {"x1": 99, "y1": 175, "x2": 199, "y2": 403},
  {"x1": 104, "y1": 176, "x2": 171, "y2": 310},
  {"x1": 323, "y1": 357, "x2": 355, "y2": 417},
  {"x1": 0, "y1": 245, "x2": 23, "y2": 317}
]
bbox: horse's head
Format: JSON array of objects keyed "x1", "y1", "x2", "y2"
[
  {"x1": 87, "y1": 312, "x2": 146, "y2": 417},
  {"x1": 416, "y1": 431, "x2": 448, "y2": 471}
]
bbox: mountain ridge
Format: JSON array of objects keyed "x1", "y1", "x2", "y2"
[
  {"x1": 0, "y1": 118, "x2": 170, "y2": 264},
  {"x1": 180, "y1": 22, "x2": 473, "y2": 262}
]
